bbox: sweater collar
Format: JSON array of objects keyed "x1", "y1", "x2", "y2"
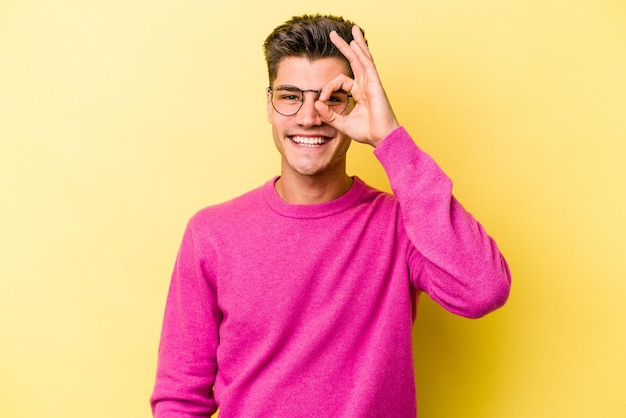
[{"x1": 262, "y1": 176, "x2": 366, "y2": 219}]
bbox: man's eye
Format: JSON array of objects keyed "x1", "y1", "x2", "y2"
[
  {"x1": 279, "y1": 94, "x2": 301, "y2": 101},
  {"x1": 326, "y1": 93, "x2": 348, "y2": 105}
]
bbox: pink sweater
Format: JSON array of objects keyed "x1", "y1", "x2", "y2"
[{"x1": 151, "y1": 127, "x2": 511, "y2": 417}]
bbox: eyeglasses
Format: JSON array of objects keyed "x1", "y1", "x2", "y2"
[{"x1": 268, "y1": 85, "x2": 352, "y2": 116}]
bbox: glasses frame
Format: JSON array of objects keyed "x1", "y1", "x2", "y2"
[{"x1": 267, "y1": 85, "x2": 352, "y2": 116}]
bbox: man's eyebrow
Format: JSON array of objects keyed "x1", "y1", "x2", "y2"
[{"x1": 274, "y1": 85, "x2": 301, "y2": 91}]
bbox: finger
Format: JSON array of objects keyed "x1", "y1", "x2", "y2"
[
  {"x1": 348, "y1": 29, "x2": 377, "y2": 73},
  {"x1": 329, "y1": 30, "x2": 353, "y2": 58},
  {"x1": 350, "y1": 25, "x2": 372, "y2": 61},
  {"x1": 314, "y1": 100, "x2": 347, "y2": 133},
  {"x1": 331, "y1": 27, "x2": 376, "y2": 83},
  {"x1": 330, "y1": 31, "x2": 364, "y2": 74},
  {"x1": 317, "y1": 74, "x2": 355, "y2": 102}
]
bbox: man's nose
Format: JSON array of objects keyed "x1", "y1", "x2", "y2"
[{"x1": 296, "y1": 91, "x2": 323, "y2": 126}]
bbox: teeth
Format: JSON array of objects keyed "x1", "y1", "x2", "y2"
[{"x1": 292, "y1": 136, "x2": 328, "y2": 147}]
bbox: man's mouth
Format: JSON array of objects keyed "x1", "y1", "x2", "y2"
[{"x1": 290, "y1": 136, "x2": 330, "y2": 147}]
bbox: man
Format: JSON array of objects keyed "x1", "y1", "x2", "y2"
[{"x1": 151, "y1": 14, "x2": 511, "y2": 417}]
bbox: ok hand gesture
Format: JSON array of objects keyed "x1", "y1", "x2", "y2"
[{"x1": 315, "y1": 25, "x2": 400, "y2": 148}]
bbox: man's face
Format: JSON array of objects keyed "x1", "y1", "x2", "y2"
[{"x1": 267, "y1": 56, "x2": 353, "y2": 179}]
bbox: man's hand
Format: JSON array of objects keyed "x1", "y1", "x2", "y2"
[{"x1": 315, "y1": 25, "x2": 400, "y2": 148}]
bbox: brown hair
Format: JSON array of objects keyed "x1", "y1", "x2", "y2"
[{"x1": 263, "y1": 14, "x2": 366, "y2": 85}]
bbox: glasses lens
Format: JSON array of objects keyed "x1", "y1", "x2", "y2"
[
  {"x1": 272, "y1": 87, "x2": 304, "y2": 116},
  {"x1": 324, "y1": 91, "x2": 350, "y2": 114}
]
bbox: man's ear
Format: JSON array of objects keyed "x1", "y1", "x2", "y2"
[{"x1": 266, "y1": 89, "x2": 273, "y2": 122}]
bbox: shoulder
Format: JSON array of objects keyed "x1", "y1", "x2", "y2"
[
  {"x1": 187, "y1": 180, "x2": 270, "y2": 231},
  {"x1": 355, "y1": 177, "x2": 398, "y2": 205}
]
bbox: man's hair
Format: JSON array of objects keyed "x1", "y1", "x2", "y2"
[{"x1": 263, "y1": 14, "x2": 366, "y2": 85}]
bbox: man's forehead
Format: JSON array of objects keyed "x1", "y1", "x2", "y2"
[{"x1": 273, "y1": 56, "x2": 351, "y2": 85}]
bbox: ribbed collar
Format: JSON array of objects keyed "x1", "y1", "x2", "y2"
[{"x1": 262, "y1": 176, "x2": 367, "y2": 219}]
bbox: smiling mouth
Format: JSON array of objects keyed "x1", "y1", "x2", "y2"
[{"x1": 290, "y1": 136, "x2": 330, "y2": 147}]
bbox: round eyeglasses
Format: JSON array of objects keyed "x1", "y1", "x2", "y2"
[{"x1": 268, "y1": 85, "x2": 352, "y2": 116}]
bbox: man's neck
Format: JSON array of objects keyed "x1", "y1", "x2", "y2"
[{"x1": 275, "y1": 172, "x2": 354, "y2": 205}]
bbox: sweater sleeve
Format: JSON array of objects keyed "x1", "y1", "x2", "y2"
[
  {"x1": 150, "y1": 219, "x2": 221, "y2": 417},
  {"x1": 374, "y1": 127, "x2": 511, "y2": 318}
]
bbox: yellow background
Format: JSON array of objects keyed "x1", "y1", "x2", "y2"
[{"x1": 1, "y1": 0, "x2": 625, "y2": 417}]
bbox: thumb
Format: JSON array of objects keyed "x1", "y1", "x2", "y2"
[{"x1": 315, "y1": 101, "x2": 346, "y2": 133}]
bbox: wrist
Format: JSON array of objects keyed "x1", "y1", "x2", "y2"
[{"x1": 371, "y1": 121, "x2": 401, "y2": 148}]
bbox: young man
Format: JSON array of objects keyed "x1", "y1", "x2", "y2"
[{"x1": 151, "y1": 14, "x2": 511, "y2": 417}]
